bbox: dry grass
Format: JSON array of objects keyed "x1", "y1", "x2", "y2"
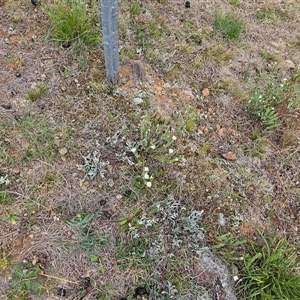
[{"x1": 0, "y1": 0, "x2": 299, "y2": 299}]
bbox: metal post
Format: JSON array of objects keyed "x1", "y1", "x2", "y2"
[{"x1": 100, "y1": 0, "x2": 119, "y2": 84}]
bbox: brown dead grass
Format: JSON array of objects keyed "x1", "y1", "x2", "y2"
[{"x1": 0, "y1": 0, "x2": 299, "y2": 299}]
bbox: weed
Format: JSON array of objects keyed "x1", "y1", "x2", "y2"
[
  {"x1": 240, "y1": 234, "x2": 300, "y2": 300},
  {"x1": 77, "y1": 151, "x2": 109, "y2": 185},
  {"x1": 212, "y1": 232, "x2": 247, "y2": 263},
  {"x1": 6, "y1": 263, "x2": 45, "y2": 299},
  {"x1": 66, "y1": 212, "x2": 107, "y2": 259},
  {"x1": 259, "y1": 50, "x2": 277, "y2": 62},
  {"x1": 214, "y1": 12, "x2": 245, "y2": 41},
  {"x1": 0, "y1": 175, "x2": 16, "y2": 205},
  {"x1": 43, "y1": 0, "x2": 99, "y2": 47},
  {"x1": 245, "y1": 78, "x2": 300, "y2": 132},
  {"x1": 228, "y1": 0, "x2": 241, "y2": 7},
  {"x1": 27, "y1": 84, "x2": 48, "y2": 101},
  {"x1": 130, "y1": 2, "x2": 142, "y2": 15},
  {"x1": 15, "y1": 116, "x2": 56, "y2": 162}
]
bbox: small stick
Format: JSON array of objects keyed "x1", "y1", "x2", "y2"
[{"x1": 40, "y1": 272, "x2": 79, "y2": 285}]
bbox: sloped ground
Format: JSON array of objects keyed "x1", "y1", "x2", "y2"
[{"x1": 0, "y1": 0, "x2": 299, "y2": 299}]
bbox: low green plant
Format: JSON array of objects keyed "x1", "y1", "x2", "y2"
[
  {"x1": 66, "y1": 212, "x2": 107, "y2": 259},
  {"x1": 214, "y1": 12, "x2": 245, "y2": 41},
  {"x1": 240, "y1": 234, "x2": 300, "y2": 300},
  {"x1": 27, "y1": 84, "x2": 48, "y2": 101},
  {"x1": 77, "y1": 151, "x2": 109, "y2": 186},
  {"x1": 130, "y1": 2, "x2": 142, "y2": 15},
  {"x1": 6, "y1": 263, "x2": 45, "y2": 299},
  {"x1": 130, "y1": 112, "x2": 181, "y2": 165},
  {"x1": 0, "y1": 175, "x2": 16, "y2": 205},
  {"x1": 245, "y1": 79, "x2": 300, "y2": 132},
  {"x1": 228, "y1": 0, "x2": 241, "y2": 7},
  {"x1": 15, "y1": 116, "x2": 56, "y2": 162},
  {"x1": 43, "y1": 0, "x2": 99, "y2": 47},
  {"x1": 212, "y1": 232, "x2": 247, "y2": 262}
]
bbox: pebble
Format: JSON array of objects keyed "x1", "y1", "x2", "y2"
[
  {"x1": 59, "y1": 147, "x2": 68, "y2": 156},
  {"x1": 2, "y1": 103, "x2": 12, "y2": 109}
]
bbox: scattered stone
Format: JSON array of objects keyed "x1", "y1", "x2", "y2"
[
  {"x1": 193, "y1": 249, "x2": 237, "y2": 300},
  {"x1": 134, "y1": 286, "x2": 148, "y2": 299},
  {"x1": 133, "y1": 97, "x2": 143, "y2": 105},
  {"x1": 108, "y1": 178, "x2": 114, "y2": 187},
  {"x1": 284, "y1": 59, "x2": 296, "y2": 69},
  {"x1": 82, "y1": 277, "x2": 91, "y2": 289},
  {"x1": 57, "y1": 288, "x2": 66, "y2": 297},
  {"x1": 116, "y1": 194, "x2": 123, "y2": 200},
  {"x1": 2, "y1": 103, "x2": 12, "y2": 110},
  {"x1": 62, "y1": 41, "x2": 71, "y2": 48},
  {"x1": 124, "y1": 189, "x2": 132, "y2": 197},
  {"x1": 100, "y1": 200, "x2": 107, "y2": 206},
  {"x1": 185, "y1": 1, "x2": 191, "y2": 8},
  {"x1": 202, "y1": 88, "x2": 210, "y2": 97},
  {"x1": 103, "y1": 211, "x2": 112, "y2": 219},
  {"x1": 221, "y1": 151, "x2": 237, "y2": 161},
  {"x1": 15, "y1": 72, "x2": 21, "y2": 78},
  {"x1": 11, "y1": 168, "x2": 20, "y2": 175},
  {"x1": 218, "y1": 213, "x2": 226, "y2": 226},
  {"x1": 59, "y1": 147, "x2": 68, "y2": 156}
]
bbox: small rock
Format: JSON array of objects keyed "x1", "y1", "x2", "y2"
[
  {"x1": 62, "y1": 41, "x2": 71, "y2": 48},
  {"x1": 193, "y1": 249, "x2": 237, "y2": 300},
  {"x1": 108, "y1": 179, "x2": 114, "y2": 187},
  {"x1": 100, "y1": 200, "x2": 107, "y2": 206},
  {"x1": 11, "y1": 168, "x2": 20, "y2": 175},
  {"x1": 221, "y1": 151, "x2": 237, "y2": 161},
  {"x1": 116, "y1": 194, "x2": 123, "y2": 200},
  {"x1": 124, "y1": 189, "x2": 132, "y2": 197},
  {"x1": 185, "y1": 1, "x2": 191, "y2": 8},
  {"x1": 134, "y1": 286, "x2": 148, "y2": 297},
  {"x1": 103, "y1": 211, "x2": 112, "y2": 219},
  {"x1": 2, "y1": 103, "x2": 12, "y2": 110},
  {"x1": 284, "y1": 59, "x2": 296, "y2": 69},
  {"x1": 57, "y1": 288, "x2": 66, "y2": 297},
  {"x1": 59, "y1": 147, "x2": 68, "y2": 156},
  {"x1": 202, "y1": 88, "x2": 210, "y2": 97},
  {"x1": 133, "y1": 97, "x2": 143, "y2": 105},
  {"x1": 15, "y1": 72, "x2": 21, "y2": 78}
]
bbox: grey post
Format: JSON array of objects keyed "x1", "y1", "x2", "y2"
[{"x1": 100, "y1": 0, "x2": 119, "y2": 84}]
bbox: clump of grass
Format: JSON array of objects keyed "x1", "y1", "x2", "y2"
[
  {"x1": 6, "y1": 263, "x2": 46, "y2": 299},
  {"x1": 130, "y1": 2, "x2": 142, "y2": 15},
  {"x1": 240, "y1": 234, "x2": 300, "y2": 300},
  {"x1": 43, "y1": 0, "x2": 99, "y2": 47},
  {"x1": 214, "y1": 12, "x2": 245, "y2": 41},
  {"x1": 27, "y1": 84, "x2": 48, "y2": 101}
]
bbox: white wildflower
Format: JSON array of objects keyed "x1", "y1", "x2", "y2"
[
  {"x1": 172, "y1": 135, "x2": 177, "y2": 141},
  {"x1": 150, "y1": 145, "x2": 156, "y2": 149},
  {"x1": 131, "y1": 147, "x2": 136, "y2": 153},
  {"x1": 144, "y1": 167, "x2": 149, "y2": 172},
  {"x1": 144, "y1": 173, "x2": 150, "y2": 179},
  {"x1": 169, "y1": 149, "x2": 174, "y2": 154},
  {"x1": 146, "y1": 181, "x2": 152, "y2": 187}
]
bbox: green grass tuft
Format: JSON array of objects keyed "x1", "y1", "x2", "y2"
[
  {"x1": 43, "y1": 0, "x2": 99, "y2": 47},
  {"x1": 214, "y1": 12, "x2": 245, "y2": 41},
  {"x1": 240, "y1": 234, "x2": 300, "y2": 300}
]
